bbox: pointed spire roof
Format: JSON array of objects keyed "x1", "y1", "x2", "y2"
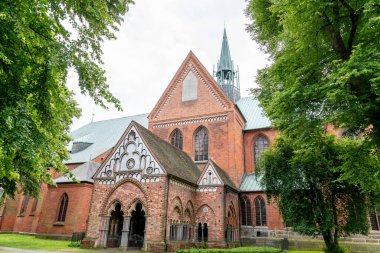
[{"x1": 217, "y1": 28, "x2": 233, "y2": 71}]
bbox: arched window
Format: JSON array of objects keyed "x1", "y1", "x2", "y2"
[
  {"x1": 241, "y1": 197, "x2": 252, "y2": 226},
  {"x1": 370, "y1": 207, "x2": 380, "y2": 231},
  {"x1": 197, "y1": 223, "x2": 208, "y2": 242},
  {"x1": 19, "y1": 194, "x2": 30, "y2": 216},
  {"x1": 170, "y1": 129, "x2": 183, "y2": 150},
  {"x1": 194, "y1": 127, "x2": 208, "y2": 161},
  {"x1": 254, "y1": 136, "x2": 269, "y2": 162},
  {"x1": 57, "y1": 193, "x2": 69, "y2": 222},
  {"x1": 255, "y1": 196, "x2": 267, "y2": 226},
  {"x1": 30, "y1": 199, "x2": 38, "y2": 215}
]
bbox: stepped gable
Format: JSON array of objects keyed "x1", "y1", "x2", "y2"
[{"x1": 132, "y1": 121, "x2": 201, "y2": 184}]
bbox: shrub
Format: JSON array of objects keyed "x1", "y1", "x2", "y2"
[{"x1": 176, "y1": 246, "x2": 282, "y2": 253}]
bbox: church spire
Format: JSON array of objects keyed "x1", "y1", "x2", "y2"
[{"x1": 214, "y1": 28, "x2": 240, "y2": 103}]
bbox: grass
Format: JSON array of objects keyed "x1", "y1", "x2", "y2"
[
  {"x1": 0, "y1": 234, "x2": 325, "y2": 253},
  {"x1": 288, "y1": 251, "x2": 323, "y2": 253},
  {"x1": 0, "y1": 234, "x2": 129, "y2": 252},
  {"x1": 0, "y1": 234, "x2": 72, "y2": 250}
]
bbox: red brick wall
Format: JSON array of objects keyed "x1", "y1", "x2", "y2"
[
  {"x1": 36, "y1": 183, "x2": 93, "y2": 235},
  {"x1": 0, "y1": 193, "x2": 20, "y2": 232},
  {"x1": 86, "y1": 177, "x2": 167, "y2": 244},
  {"x1": 148, "y1": 54, "x2": 245, "y2": 187}
]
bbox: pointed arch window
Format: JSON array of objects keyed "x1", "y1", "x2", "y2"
[
  {"x1": 170, "y1": 129, "x2": 183, "y2": 150},
  {"x1": 255, "y1": 196, "x2": 267, "y2": 226},
  {"x1": 19, "y1": 194, "x2": 30, "y2": 216},
  {"x1": 194, "y1": 127, "x2": 208, "y2": 161},
  {"x1": 56, "y1": 193, "x2": 69, "y2": 222},
  {"x1": 30, "y1": 199, "x2": 38, "y2": 216},
  {"x1": 370, "y1": 207, "x2": 380, "y2": 231},
  {"x1": 241, "y1": 197, "x2": 252, "y2": 226},
  {"x1": 254, "y1": 136, "x2": 269, "y2": 162}
]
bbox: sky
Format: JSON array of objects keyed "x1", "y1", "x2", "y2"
[{"x1": 67, "y1": 0, "x2": 269, "y2": 131}]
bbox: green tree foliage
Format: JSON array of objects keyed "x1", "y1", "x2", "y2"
[
  {"x1": 246, "y1": 0, "x2": 380, "y2": 203},
  {"x1": 246, "y1": 1, "x2": 380, "y2": 252},
  {"x1": 258, "y1": 135, "x2": 379, "y2": 253},
  {"x1": 0, "y1": 0, "x2": 133, "y2": 197},
  {"x1": 246, "y1": 0, "x2": 380, "y2": 144}
]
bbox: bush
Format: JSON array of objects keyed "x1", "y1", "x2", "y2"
[
  {"x1": 68, "y1": 241, "x2": 81, "y2": 247},
  {"x1": 323, "y1": 245, "x2": 347, "y2": 253},
  {"x1": 176, "y1": 246, "x2": 282, "y2": 253}
]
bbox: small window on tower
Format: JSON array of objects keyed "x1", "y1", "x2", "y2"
[{"x1": 182, "y1": 70, "x2": 198, "y2": 102}]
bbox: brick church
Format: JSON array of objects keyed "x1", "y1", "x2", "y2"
[{"x1": 2, "y1": 29, "x2": 377, "y2": 252}]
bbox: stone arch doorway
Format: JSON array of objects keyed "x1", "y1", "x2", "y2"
[
  {"x1": 128, "y1": 202, "x2": 146, "y2": 248},
  {"x1": 107, "y1": 203, "x2": 124, "y2": 247}
]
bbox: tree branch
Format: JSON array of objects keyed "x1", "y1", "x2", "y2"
[{"x1": 29, "y1": 26, "x2": 55, "y2": 42}]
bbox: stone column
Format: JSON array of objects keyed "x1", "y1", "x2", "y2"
[
  {"x1": 201, "y1": 224, "x2": 204, "y2": 242},
  {"x1": 120, "y1": 215, "x2": 131, "y2": 249},
  {"x1": 98, "y1": 216, "x2": 110, "y2": 248},
  {"x1": 178, "y1": 224, "x2": 183, "y2": 241},
  {"x1": 143, "y1": 216, "x2": 148, "y2": 250}
]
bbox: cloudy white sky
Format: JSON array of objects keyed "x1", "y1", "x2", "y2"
[{"x1": 67, "y1": 0, "x2": 269, "y2": 130}]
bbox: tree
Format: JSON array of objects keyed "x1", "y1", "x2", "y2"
[
  {"x1": 0, "y1": 0, "x2": 133, "y2": 198},
  {"x1": 257, "y1": 135, "x2": 379, "y2": 253},
  {"x1": 245, "y1": 0, "x2": 380, "y2": 146},
  {"x1": 246, "y1": 1, "x2": 380, "y2": 251},
  {"x1": 245, "y1": 0, "x2": 380, "y2": 197}
]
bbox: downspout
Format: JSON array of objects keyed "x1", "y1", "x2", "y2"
[
  {"x1": 241, "y1": 123, "x2": 246, "y2": 246},
  {"x1": 163, "y1": 176, "x2": 170, "y2": 252},
  {"x1": 243, "y1": 129, "x2": 246, "y2": 174},
  {"x1": 238, "y1": 191, "x2": 243, "y2": 247},
  {"x1": 223, "y1": 186, "x2": 226, "y2": 246}
]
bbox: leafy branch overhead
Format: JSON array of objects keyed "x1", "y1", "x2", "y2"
[
  {"x1": 0, "y1": 0, "x2": 133, "y2": 197},
  {"x1": 246, "y1": 0, "x2": 380, "y2": 144}
]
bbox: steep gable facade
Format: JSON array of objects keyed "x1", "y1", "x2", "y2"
[{"x1": 149, "y1": 51, "x2": 245, "y2": 187}]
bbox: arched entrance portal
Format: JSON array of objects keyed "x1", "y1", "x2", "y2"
[
  {"x1": 107, "y1": 203, "x2": 124, "y2": 247},
  {"x1": 128, "y1": 203, "x2": 146, "y2": 248}
]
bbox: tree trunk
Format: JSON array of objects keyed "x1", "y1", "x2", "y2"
[{"x1": 322, "y1": 230, "x2": 343, "y2": 253}]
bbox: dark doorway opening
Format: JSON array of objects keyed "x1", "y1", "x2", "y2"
[
  {"x1": 128, "y1": 203, "x2": 145, "y2": 248},
  {"x1": 107, "y1": 203, "x2": 124, "y2": 248}
]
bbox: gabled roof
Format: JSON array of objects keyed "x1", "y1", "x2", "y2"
[
  {"x1": 66, "y1": 114, "x2": 149, "y2": 164},
  {"x1": 149, "y1": 51, "x2": 235, "y2": 121},
  {"x1": 55, "y1": 161, "x2": 100, "y2": 184},
  {"x1": 235, "y1": 96, "x2": 271, "y2": 130},
  {"x1": 208, "y1": 160, "x2": 237, "y2": 191},
  {"x1": 132, "y1": 122, "x2": 201, "y2": 184},
  {"x1": 240, "y1": 173, "x2": 264, "y2": 192}
]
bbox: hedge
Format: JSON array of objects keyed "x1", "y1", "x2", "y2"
[{"x1": 176, "y1": 246, "x2": 282, "y2": 253}]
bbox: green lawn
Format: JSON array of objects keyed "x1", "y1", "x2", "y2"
[
  {"x1": 0, "y1": 234, "x2": 324, "y2": 253},
  {"x1": 0, "y1": 234, "x2": 72, "y2": 250}
]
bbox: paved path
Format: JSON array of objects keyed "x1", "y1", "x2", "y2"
[{"x1": 0, "y1": 247, "x2": 141, "y2": 253}]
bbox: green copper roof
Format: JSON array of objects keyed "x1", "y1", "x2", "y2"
[
  {"x1": 235, "y1": 96, "x2": 271, "y2": 130},
  {"x1": 217, "y1": 28, "x2": 233, "y2": 71},
  {"x1": 240, "y1": 173, "x2": 264, "y2": 192},
  {"x1": 66, "y1": 114, "x2": 148, "y2": 164}
]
